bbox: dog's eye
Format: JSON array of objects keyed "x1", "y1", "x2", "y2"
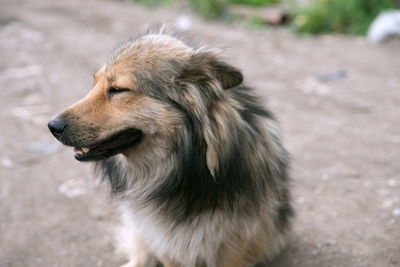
[{"x1": 108, "y1": 87, "x2": 130, "y2": 95}]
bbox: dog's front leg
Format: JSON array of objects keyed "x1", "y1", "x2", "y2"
[
  {"x1": 116, "y1": 205, "x2": 159, "y2": 267},
  {"x1": 120, "y1": 256, "x2": 157, "y2": 267},
  {"x1": 116, "y1": 224, "x2": 158, "y2": 267},
  {"x1": 159, "y1": 257, "x2": 182, "y2": 267},
  {"x1": 119, "y1": 238, "x2": 158, "y2": 267}
]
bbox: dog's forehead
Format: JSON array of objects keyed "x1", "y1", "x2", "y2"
[
  {"x1": 110, "y1": 34, "x2": 193, "y2": 65},
  {"x1": 93, "y1": 65, "x2": 132, "y2": 87}
]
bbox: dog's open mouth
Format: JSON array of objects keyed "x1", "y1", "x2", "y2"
[{"x1": 73, "y1": 128, "x2": 143, "y2": 161}]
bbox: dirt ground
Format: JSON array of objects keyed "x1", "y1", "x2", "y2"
[{"x1": 0, "y1": 0, "x2": 399, "y2": 266}]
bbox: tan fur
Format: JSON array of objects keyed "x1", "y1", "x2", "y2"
[{"x1": 218, "y1": 237, "x2": 248, "y2": 267}]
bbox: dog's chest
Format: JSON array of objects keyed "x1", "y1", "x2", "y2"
[{"x1": 117, "y1": 201, "x2": 236, "y2": 266}]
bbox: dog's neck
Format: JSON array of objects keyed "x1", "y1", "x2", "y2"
[{"x1": 96, "y1": 131, "x2": 264, "y2": 224}]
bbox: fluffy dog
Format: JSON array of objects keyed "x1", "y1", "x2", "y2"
[{"x1": 48, "y1": 29, "x2": 293, "y2": 267}]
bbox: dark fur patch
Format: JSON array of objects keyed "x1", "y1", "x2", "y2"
[
  {"x1": 96, "y1": 157, "x2": 129, "y2": 194},
  {"x1": 275, "y1": 200, "x2": 294, "y2": 232},
  {"x1": 233, "y1": 87, "x2": 275, "y2": 136},
  {"x1": 145, "y1": 94, "x2": 262, "y2": 221},
  {"x1": 142, "y1": 86, "x2": 285, "y2": 223}
]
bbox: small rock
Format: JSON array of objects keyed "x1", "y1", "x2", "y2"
[
  {"x1": 296, "y1": 197, "x2": 305, "y2": 204},
  {"x1": 58, "y1": 179, "x2": 94, "y2": 198},
  {"x1": 1, "y1": 157, "x2": 14, "y2": 168},
  {"x1": 387, "y1": 179, "x2": 398, "y2": 187},
  {"x1": 393, "y1": 208, "x2": 400, "y2": 217},
  {"x1": 316, "y1": 69, "x2": 347, "y2": 82},
  {"x1": 367, "y1": 11, "x2": 400, "y2": 43},
  {"x1": 296, "y1": 77, "x2": 330, "y2": 95},
  {"x1": 175, "y1": 15, "x2": 192, "y2": 31},
  {"x1": 320, "y1": 168, "x2": 335, "y2": 180}
]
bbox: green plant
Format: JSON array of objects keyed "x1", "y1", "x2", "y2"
[
  {"x1": 231, "y1": 0, "x2": 278, "y2": 6},
  {"x1": 188, "y1": 0, "x2": 228, "y2": 18},
  {"x1": 248, "y1": 15, "x2": 266, "y2": 26},
  {"x1": 293, "y1": 0, "x2": 396, "y2": 35},
  {"x1": 131, "y1": 0, "x2": 168, "y2": 6},
  {"x1": 189, "y1": 0, "x2": 280, "y2": 19}
]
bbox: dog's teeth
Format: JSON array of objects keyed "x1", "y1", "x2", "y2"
[
  {"x1": 73, "y1": 147, "x2": 84, "y2": 155},
  {"x1": 82, "y1": 147, "x2": 90, "y2": 153}
]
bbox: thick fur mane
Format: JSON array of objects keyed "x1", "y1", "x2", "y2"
[
  {"x1": 96, "y1": 31, "x2": 292, "y2": 228},
  {"x1": 96, "y1": 84, "x2": 291, "y2": 226},
  {"x1": 149, "y1": 86, "x2": 277, "y2": 220}
]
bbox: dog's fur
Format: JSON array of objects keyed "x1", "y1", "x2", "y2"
[{"x1": 48, "y1": 29, "x2": 293, "y2": 267}]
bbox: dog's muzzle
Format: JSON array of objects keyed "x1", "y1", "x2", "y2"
[{"x1": 48, "y1": 115, "x2": 143, "y2": 161}]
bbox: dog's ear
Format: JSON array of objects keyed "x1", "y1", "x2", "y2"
[
  {"x1": 182, "y1": 51, "x2": 243, "y2": 89},
  {"x1": 178, "y1": 52, "x2": 243, "y2": 177},
  {"x1": 207, "y1": 56, "x2": 243, "y2": 89}
]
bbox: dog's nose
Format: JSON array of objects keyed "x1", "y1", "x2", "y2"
[{"x1": 48, "y1": 117, "x2": 67, "y2": 137}]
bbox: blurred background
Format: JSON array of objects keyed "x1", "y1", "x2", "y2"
[{"x1": 0, "y1": 0, "x2": 399, "y2": 266}]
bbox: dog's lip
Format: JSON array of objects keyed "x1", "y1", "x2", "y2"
[{"x1": 72, "y1": 128, "x2": 143, "y2": 162}]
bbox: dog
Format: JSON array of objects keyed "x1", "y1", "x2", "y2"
[{"x1": 48, "y1": 28, "x2": 293, "y2": 267}]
